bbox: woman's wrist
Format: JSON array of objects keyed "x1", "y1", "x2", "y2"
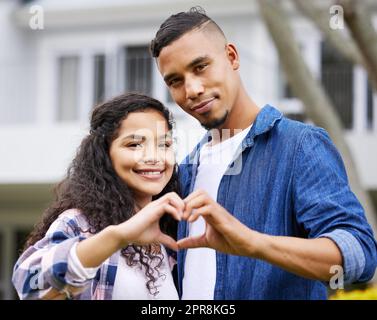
[
  {"x1": 76, "y1": 225, "x2": 128, "y2": 268},
  {"x1": 106, "y1": 224, "x2": 129, "y2": 251}
]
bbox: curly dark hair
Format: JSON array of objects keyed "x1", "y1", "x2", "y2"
[{"x1": 24, "y1": 92, "x2": 180, "y2": 296}]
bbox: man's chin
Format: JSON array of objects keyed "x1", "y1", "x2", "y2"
[{"x1": 200, "y1": 110, "x2": 229, "y2": 130}]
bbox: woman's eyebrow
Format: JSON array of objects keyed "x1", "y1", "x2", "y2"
[
  {"x1": 158, "y1": 133, "x2": 172, "y2": 139},
  {"x1": 120, "y1": 134, "x2": 145, "y2": 142}
]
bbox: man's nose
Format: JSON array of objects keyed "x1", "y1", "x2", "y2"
[{"x1": 185, "y1": 77, "x2": 204, "y2": 100}]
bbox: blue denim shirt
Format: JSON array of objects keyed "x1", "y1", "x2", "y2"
[{"x1": 177, "y1": 105, "x2": 377, "y2": 300}]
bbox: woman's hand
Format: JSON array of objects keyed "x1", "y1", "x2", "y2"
[
  {"x1": 76, "y1": 192, "x2": 184, "y2": 268},
  {"x1": 177, "y1": 189, "x2": 259, "y2": 256},
  {"x1": 114, "y1": 192, "x2": 184, "y2": 251}
]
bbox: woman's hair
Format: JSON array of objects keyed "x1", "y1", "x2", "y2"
[{"x1": 24, "y1": 92, "x2": 179, "y2": 295}]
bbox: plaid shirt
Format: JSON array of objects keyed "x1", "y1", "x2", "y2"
[{"x1": 12, "y1": 209, "x2": 176, "y2": 300}]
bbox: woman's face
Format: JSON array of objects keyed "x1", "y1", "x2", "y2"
[{"x1": 109, "y1": 109, "x2": 175, "y2": 206}]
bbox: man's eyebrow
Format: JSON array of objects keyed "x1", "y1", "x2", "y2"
[
  {"x1": 163, "y1": 55, "x2": 210, "y2": 83},
  {"x1": 164, "y1": 73, "x2": 178, "y2": 84},
  {"x1": 187, "y1": 55, "x2": 210, "y2": 69}
]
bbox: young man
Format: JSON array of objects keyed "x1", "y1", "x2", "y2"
[{"x1": 150, "y1": 7, "x2": 377, "y2": 299}]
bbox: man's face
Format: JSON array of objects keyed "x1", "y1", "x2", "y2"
[{"x1": 157, "y1": 28, "x2": 240, "y2": 130}]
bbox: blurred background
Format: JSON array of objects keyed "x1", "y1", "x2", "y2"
[{"x1": 0, "y1": 0, "x2": 376, "y2": 299}]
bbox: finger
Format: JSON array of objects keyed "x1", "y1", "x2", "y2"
[
  {"x1": 187, "y1": 204, "x2": 212, "y2": 223},
  {"x1": 159, "y1": 192, "x2": 185, "y2": 214},
  {"x1": 183, "y1": 189, "x2": 206, "y2": 204},
  {"x1": 177, "y1": 234, "x2": 207, "y2": 249},
  {"x1": 183, "y1": 193, "x2": 210, "y2": 220},
  {"x1": 162, "y1": 203, "x2": 182, "y2": 221},
  {"x1": 166, "y1": 192, "x2": 185, "y2": 213},
  {"x1": 157, "y1": 233, "x2": 178, "y2": 251}
]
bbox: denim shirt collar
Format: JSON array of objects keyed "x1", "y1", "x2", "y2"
[
  {"x1": 187, "y1": 104, "x2": 283, "y2": 163},
  {"x1": 243, "y1": 104, "x2": 282, "y2": 147}
]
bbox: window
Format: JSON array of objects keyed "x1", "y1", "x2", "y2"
[
  {"x1": 93, "y1": 54, "x2": 106, "y2": 105},
  {"x1": 0, "y1": 232, "x2": 3, "y2": 282},
  {"x1": 57, "y1": 56, "x2": 80, "y2": 122},
  {"x1": 12, "y1": 229, "x2": 32, "y2": 300},
  {"x1": 14, "y1": 229, "x2": 31, "y2": 259},
  {"x1": 0, "y1": 230, "x2": 6, "y2": 300},
  {"x1": 278, "y1": 45, "x2": 305, "y2": 100},
  {"x1": 124, "y1": 46, "x2": 152, "y2": 96},
  {"x1": 321, "y1": 41, "x2": 353, "y2": 129},
  {"x1": 278, "y1": 64, "x2": 294, "y2": 99},
  {"x1": 367, "y1": 79, "x2": 374, "y2": 130},
  {"x1": 285, "y1": 113, "x2": 307, "y2": 123}
]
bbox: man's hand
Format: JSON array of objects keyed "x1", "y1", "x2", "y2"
[
  {"x1": 177, "y1": 189, "x2": 260, "y2": 256},
  {"x1": 178, "y1": 190, "x2": 343, "y2": 282}
]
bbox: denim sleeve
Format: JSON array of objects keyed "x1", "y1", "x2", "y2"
[
  {"x1": 318, "y1": 229, "x2": 365, "y2": 283},
  {"x1": 292, "y1": 127, "x2": 377, "y2": 283}
]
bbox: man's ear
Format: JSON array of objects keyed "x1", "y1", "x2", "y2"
[{"x1": 226, "y1": 43, "x2": 240, "y2": 70}]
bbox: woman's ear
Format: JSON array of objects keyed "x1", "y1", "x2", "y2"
[{"x1": 226, "y1": 43, "x2": 240, "y2": 70}]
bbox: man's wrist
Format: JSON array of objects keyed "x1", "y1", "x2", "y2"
[{"x1": 246, "y1": 229, "x2": 270, "y2": 259}]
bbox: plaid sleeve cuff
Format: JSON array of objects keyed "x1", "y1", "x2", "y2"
[
  {"x1": 67, "y1": 242, "x2": 100, "y2": 283},
  {"x1": 318, "y1": 229, "x2": 365, "y2": 284}
]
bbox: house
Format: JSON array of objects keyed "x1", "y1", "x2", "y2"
[{"x1": 0, "y1": 0, "x2": 376, "y2": 299}]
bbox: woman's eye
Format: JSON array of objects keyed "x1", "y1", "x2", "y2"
[
  {"x1": 127, "y1": 143, "x2": 142, "y2": 148},
  {"x1": 160, "y1": 142, "x2": 172, "y2": 148}
]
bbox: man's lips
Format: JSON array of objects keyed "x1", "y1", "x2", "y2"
[{"x1": 191, "y1": 98, "x2": 216, "y2": 114}]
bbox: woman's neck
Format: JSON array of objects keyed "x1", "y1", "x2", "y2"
[{"x1": 134, "y1": 195, "x2": 152, "y2": 211}]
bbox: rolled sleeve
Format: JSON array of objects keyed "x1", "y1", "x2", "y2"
[
  {"x1": 293, "y1": 127, "x2": 377, "y2": 284},
  {"x1": 319, "y1": 229, "x2": 365, "y2": 284},
  {"x1": 67, "y1": 242, "x2": 100, "y2": 283}
]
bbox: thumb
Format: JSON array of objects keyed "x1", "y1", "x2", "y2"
[
  {"x1": 177, "y1": 234, "x2": 207, "y2": 249},
  {"x1": 157, "y1": 233, "x2": 178, "y2": 251}
]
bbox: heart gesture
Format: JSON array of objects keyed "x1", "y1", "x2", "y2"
[
  {"x1": 177, "y1": 189, "x2": 258, "y2": 256},
  {"x1": 115, "y1": 192, "x2": 185, "y2": 251}
]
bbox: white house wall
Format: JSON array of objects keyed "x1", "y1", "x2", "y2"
[{"x1": 0, "y1": 0, "x2": 376, "y2": 188}]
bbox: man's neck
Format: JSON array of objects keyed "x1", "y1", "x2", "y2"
[{"x1": 217, "y1": 88, "x2": 260, "y2": 140}]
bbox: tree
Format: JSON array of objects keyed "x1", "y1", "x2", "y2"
[
  {"x1": 256, "y1": 0, "x2": 377, "y2": 237},
  {"x1": 293, "y1": 0, "x2": 377, "y2": 90},
  {"x1": 338, "y1": 0, "x2": 377, "y2": 90}
]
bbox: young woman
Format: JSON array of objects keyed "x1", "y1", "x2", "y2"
[{"x1": 12, "y1": 93, "x2": 184, "y2": 300}]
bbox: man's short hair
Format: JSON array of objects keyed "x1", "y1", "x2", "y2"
[{"x1": 150, "y1": 6, "x2": 225, "y2": 58}]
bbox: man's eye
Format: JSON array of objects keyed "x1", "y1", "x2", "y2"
[
  {"x1": 196, "y1": 64, "x2": 208, "y2": 72},
  {"x1": 169, "y1": 78, "x2": 181, "y2": 87}
]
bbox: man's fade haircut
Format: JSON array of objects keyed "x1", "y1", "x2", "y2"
[{"x1": 150, "y1": 6, "x2": 225, "y2": 58}]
